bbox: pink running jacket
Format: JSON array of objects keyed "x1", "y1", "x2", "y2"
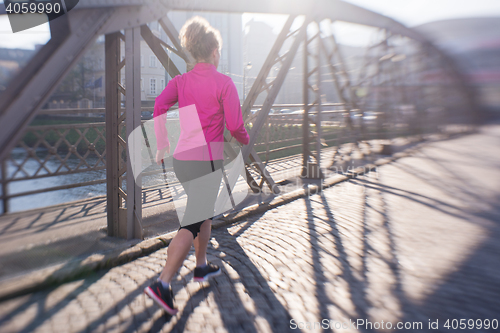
[{"x1": 154, "y1": 62, "x2": 249, "y2": 161}]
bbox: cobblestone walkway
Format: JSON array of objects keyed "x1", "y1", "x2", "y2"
[{"x1": 1, "y1": 125, "x2": 499, "y2": 332}]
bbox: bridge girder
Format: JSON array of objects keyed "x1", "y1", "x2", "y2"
[{"x1": 69, "y1": 0, "x2": 427, "y2": 42}]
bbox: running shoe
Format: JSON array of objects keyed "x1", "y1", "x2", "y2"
[
  {"x1": 193, "y1": 263, "x2": 221, "y2": 282},
  {"x1": 144, "y1": 281, "x2": 178, "y2": 315}
]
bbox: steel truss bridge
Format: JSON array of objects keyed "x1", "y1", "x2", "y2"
[{"x1": 0, "y1": 0, "x2": 478, "y2": 239}]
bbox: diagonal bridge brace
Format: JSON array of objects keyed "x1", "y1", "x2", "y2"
[{"x1": 229, "y1": 15, "x2": 310, "y2": 195}]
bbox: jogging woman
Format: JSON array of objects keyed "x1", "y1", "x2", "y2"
[{"x1": 144, "y1": 16, "x2": 249, "y2": 315}]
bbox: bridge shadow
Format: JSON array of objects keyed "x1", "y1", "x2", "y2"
[
  {"x1": 0, "y1": 197, "x2": 106, "y2": 237},
  {"x1": 310, "y1": 183, "x2": 412, "y2": 332},
  {"x1": 0, "y1": 269, "x2": 106, "y2": 333},
  {"x1": 0, "y1": 230, "x2": 134, "y2": 280},
  {"x1": 301, "y1": 175, "x2": 499, "y2": 332},
  {"x1": 343, "y1": 153, "x2": 500, "y2": 331}
]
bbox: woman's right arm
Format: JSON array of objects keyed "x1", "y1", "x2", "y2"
[
  {"x1": 154, "y1": 76, "x2": 179, "y2": 164},
  {"x1": 222, "y1": 79, "x2": 250, "y2": 145}
]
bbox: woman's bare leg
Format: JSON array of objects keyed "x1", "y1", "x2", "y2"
[
  {"x1": 159, "y1": 229, "x2": 194, "y2": 283},
  {"x1": 193, "y1": 219, "x2": 212, "y2": 267}
]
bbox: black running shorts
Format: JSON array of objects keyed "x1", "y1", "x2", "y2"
[{"x1": 172, "y1": 158, "x2": 223, "y2": 238}]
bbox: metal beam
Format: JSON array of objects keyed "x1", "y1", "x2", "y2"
[
  {"x1": 224, "y1": 16, "x2": 298, "y2": 195},
  {"x1": 155, "y1": 0, "x2": 428, "y2": 43},
  {"x1": 125, "y1": 27, "x2": 143, "y2": 239},
  {"x1": 71, "y1": 0, "x2": 431, "y2": 43},
  {"x1": 237, "y1": 16, "x2": 297, "y2": 194},
  {"x1": 301, "y1": 24, "x2": 325, "y2": 179},
  {"x1": 320, "y1": 24, "x2": 358, "y2": 110},
  {"x1": 241, "y1": 17, "x2": 309, "y2": 163},
  {"x1": 241, "y1": 15, "x2": 296, "y2": 120},
  {"x1": 1, "y1": 161, "x2": 8, "y2": 213},
  {"x1": 319, "y1": 29, "x2": 360, "y2": 145},
  {"x1": 105, "y1": 32, "x2": 124, "y2": 238},
  {"x1": 302, "y1": 29, "x2": 311, "y2": 176},
  {"x1": 314, "y1": 31, "x2": 323, "y2": 175}
]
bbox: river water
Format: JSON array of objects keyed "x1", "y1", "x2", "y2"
[{"x1": 2, "y1": 148, "x2": 173, "y2": 213}]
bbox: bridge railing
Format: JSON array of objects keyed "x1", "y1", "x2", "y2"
[
  {"x1": 0, "y1": 105, "x2": 321, "y2": 213},
  {"x1": 0, "y1": 94, "x2": 458, "y2": 214}
]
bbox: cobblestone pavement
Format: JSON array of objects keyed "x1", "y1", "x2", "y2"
[{"x1": 0, "y1": 125, "x2": 499, "y2": 332}]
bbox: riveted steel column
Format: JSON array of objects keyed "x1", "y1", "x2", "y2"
[
  {"x1": 301, "y1": 28, "x2": 310, "y2": 177},
  {"x1": 105, "y1": 32, "x2": 124, "y2": 237},
  {"x1": 125, "y1": 27, "x2": 143, "y2": 239},
  {"x1": 1, "y1": 161, "x2": 8, "y2": 213},
  {"x1": 315, "y1": 34, "x2": 323, "y2": 175},
  {"x1": 301, "y1": 24, "x2": 323, "y2": 179}
]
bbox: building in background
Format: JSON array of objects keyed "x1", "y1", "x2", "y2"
[
  {"x1": 139, "y1": 22, "x2": 167, "y2": 107},
  {"x1": 243, "y1": 20, "x2": 277, "y2": 105},
  {"x1": 1, "y1": 14, "x2": 244, "y2": 109},
  {"x1": 41, "y1": 23, "x2": 167, "y2": 109},
  {"x1": 0, "y1": 48, "x2": 36, "y2": 93},
  {"x1": 416, "y1": 17, "x2": 500, "y2": 116}
]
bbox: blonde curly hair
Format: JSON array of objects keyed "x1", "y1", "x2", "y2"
[{"x1": 179, "y1": 16, "x2": 222, "y2": 62}]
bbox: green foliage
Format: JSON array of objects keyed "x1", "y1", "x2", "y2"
[{"x1": 23, "y1": 118, "x2": 106, "y2": 155}]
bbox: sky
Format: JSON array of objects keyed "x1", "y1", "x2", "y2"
[
  {"x1": 1, "y1": 0, "x2": 500, "y2": 49},
  {"x1": 345, "y1": 0, "x2": 500, "y2": 27}
]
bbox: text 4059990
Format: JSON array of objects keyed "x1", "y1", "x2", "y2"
[{"x1": 5, "y1": 1, "x2": 62, "y2": 15}]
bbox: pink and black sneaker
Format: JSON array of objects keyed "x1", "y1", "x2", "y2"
[
  {"x1": 144, "y1": 281, "x2": 178, "y2": 315},
  {"x1": 193, "y1": 263, "x2": 221, "y2": 282}
]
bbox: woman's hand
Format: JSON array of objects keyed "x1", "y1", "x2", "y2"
[{"x1": 156, "y1": 144, "x2": 170, "y2": 165}]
